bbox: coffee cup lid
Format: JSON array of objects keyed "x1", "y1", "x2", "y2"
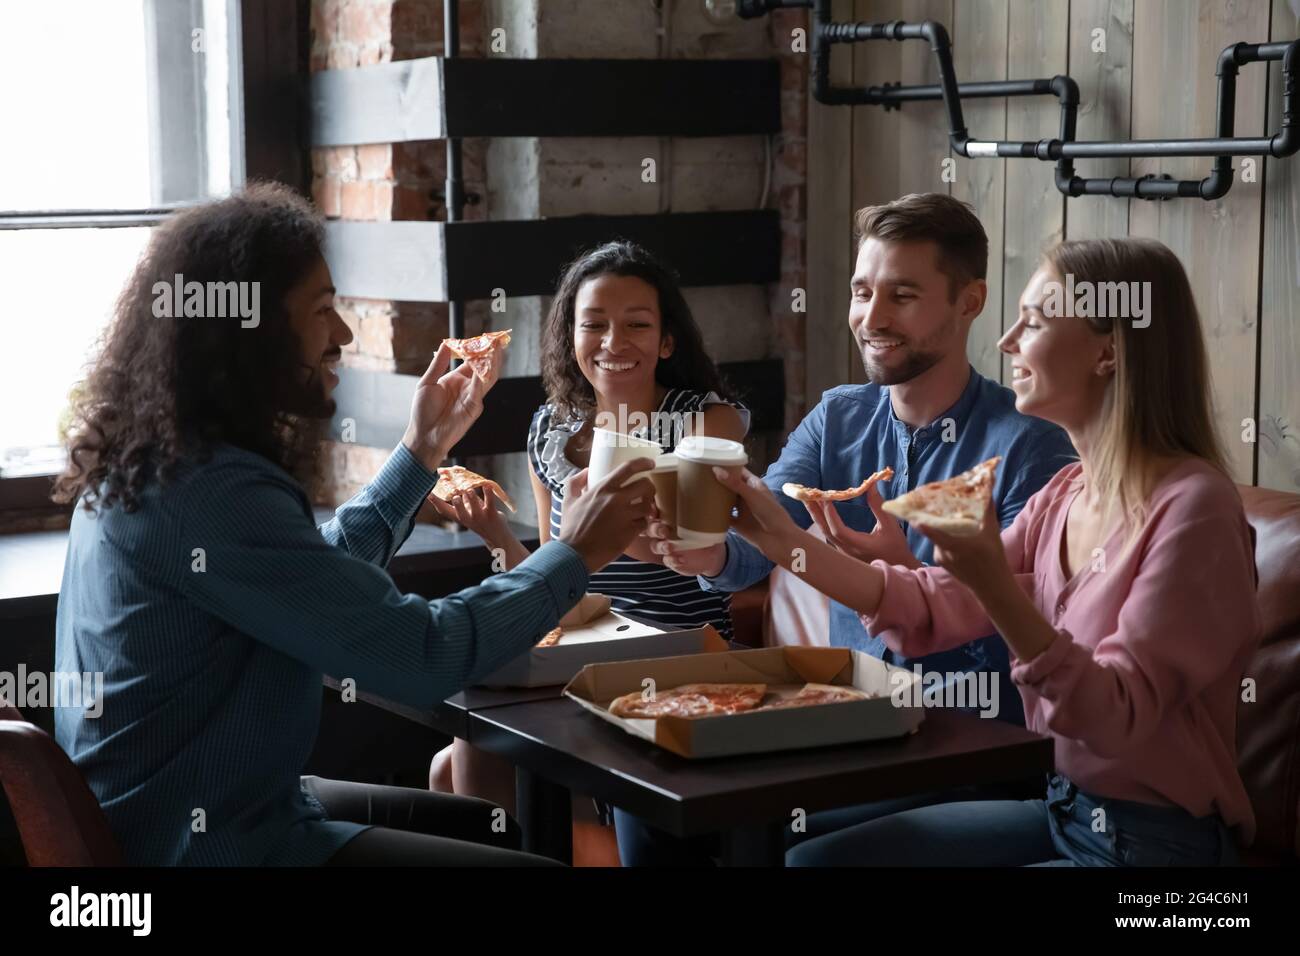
[
  {"x1": 674, "y1": 436, "x2": 747, "y2": 466},
  {"x1": 592, "y1": 427, "x2": 661, "y2": 450},
  {"x1": 651, "y1": 454, "x2": 678, "y2": 473}
]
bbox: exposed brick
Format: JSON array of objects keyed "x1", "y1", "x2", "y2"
[
  {"x1": 313, "y1": 174, "x2": 342, "y2": 218},
  {"x1": 393, "y1": 183, "x2": 434, "y2": 220},
  {"x1": 341, "y1": 0, "x2": 389, "y2": 47},
  {"x1": 356, "y1": 143, "x2": 394, "y2": 180}
]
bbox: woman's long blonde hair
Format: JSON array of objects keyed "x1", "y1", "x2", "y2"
[{"x1": 1042, "y1": 237, "x2": 1228, "y2": 535}]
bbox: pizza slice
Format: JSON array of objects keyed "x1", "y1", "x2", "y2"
[
  {"x1": 756, "y1": 682, "x2": 870, "y2": 710},
  {"x1": 880, "y1": 456, "x2": 1000, "y2": 536},
  {"x1": 430, "y1": 465, "x2": 517, "y2": 513},
  {"x1": 782, "y1": 466, "x2": 895, "y2": 503},
  {"x1": 443, "y1": 329, "x2": 512, "y2": 381},
  {"x1": 536, "y1": 627, "x2": 563, "y2": 648},
  {"x1": 607, "y1": 682, "x2": 767, "y2": 719}
]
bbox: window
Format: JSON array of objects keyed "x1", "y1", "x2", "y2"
[{"x1": 0, "y1": 0, "x2": 244, "y2": 480}]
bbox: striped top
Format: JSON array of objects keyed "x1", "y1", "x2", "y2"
[
  {"x1": 527, "y1": 388, "x2": 749, "y2": 640},
  {"x1": 54, "y1": 441, "x2": 589, "y2": 866}
]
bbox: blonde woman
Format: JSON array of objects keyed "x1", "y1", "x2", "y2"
[{"x1": 715, "y1": 238, "x2": 1258, "y2": 866}]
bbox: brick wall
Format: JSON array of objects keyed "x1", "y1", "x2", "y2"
[
  {"x1": 310, "y1": 0, "x2": 489, "y2": 503},
  {"x1": 311, "y1": 0, "x2": 809, "y2": 517}
]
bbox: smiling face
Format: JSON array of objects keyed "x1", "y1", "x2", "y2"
[
  {"x1": 848, "y1": 238, "x2": 978, "y2": 386},
  {"x1": 285, "y1": 255, "x2": 351, "y2": 411},
  {"x1": 999, "y1": 263, "x2": 1115, "y2": 429},
  {"x1": 573, "y1": 273, "x2": 674, "y2": 400}
]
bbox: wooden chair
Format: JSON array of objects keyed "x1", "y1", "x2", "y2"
[{"x1": 0, "y1": 704, "x2": 122, "y2": 865}]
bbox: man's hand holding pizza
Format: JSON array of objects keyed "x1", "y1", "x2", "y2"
[
  {"x1": 402, "y1": 341, "x2": 490, "y2": 471},
  {"x1": 803, "y1": 483, "x2": 922, "y2": 569}
]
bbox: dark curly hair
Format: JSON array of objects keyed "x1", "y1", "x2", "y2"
[
  {"x1": 53, "y1": 182, "x2": 330, "y2": 513},
  {"x1": 541, "y1": 241, "x2": 733, "y2": 422}
]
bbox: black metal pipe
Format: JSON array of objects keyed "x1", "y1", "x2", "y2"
[{"x1": 788, "y1": 4, "x2": 1300, "y2": 201}]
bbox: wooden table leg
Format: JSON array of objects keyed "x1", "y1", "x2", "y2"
[
  {"x1": 515, "y1": 767, "x2": 573, "y2": 865},
  {"x1": 720, "y1": 823, "x2": 786, "y2": 867}
]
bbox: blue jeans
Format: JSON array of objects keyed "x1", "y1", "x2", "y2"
[
  {"x1": 786, "y1": 774, "x2": 1239, "y2": 867},
  {"x1": 613, "y1": 778, "x2": 1039, "y2": 867}
]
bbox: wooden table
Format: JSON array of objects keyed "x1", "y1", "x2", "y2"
[{"x1": 467, "y1": 698, "x2": 1054, "y2": 866}]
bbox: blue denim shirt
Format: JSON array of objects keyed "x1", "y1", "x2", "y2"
[
  {"x1": 55, "y1": 442, "x2": 589, "y2": 865},
  {"x1": 701, "y1": 366, "x2": 1076, "y2": 725}
]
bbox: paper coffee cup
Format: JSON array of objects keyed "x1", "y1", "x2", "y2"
[
  {"x1": 588, "y1": 427, "x2": 661, "y2": 487},
  {"x1": 648, "y1": 454, "x2": 679, "y2": 527},
  {"x1": 673, "y1": 436, "x2": 747, "y2": 549}
]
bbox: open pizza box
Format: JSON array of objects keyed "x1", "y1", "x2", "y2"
[
  {"x1": 477, "y1": 615, "x2": 731, "y2": 689},
  {"x1": 563, "y1": 647, "x2": 925, "y2": 759}
]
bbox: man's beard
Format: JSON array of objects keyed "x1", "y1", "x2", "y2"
[
  {"x1": 284, "y1": 362, "x2": 337, "y2": 419},
  {"x1": 860, "y1": 342, "x2": 944, "y2": 386},
  {"x1": 858, "y1": 318, "x2": 955, "y2": 386}
]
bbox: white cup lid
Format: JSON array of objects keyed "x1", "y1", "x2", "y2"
[
  {"x1": 592, "y1": 427, "x2": 661, "y2": 450},
  {"x1": 674, "y1": 436, "x2": 747, "y2": 466}
]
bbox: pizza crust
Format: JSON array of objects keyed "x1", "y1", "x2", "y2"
[{"x1": 782, "y1": 466, "x2": 894, "y2": 503}]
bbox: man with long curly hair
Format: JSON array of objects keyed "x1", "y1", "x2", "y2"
[{"x1": 51, "y1": 182, "x2": 654, "y2": 866}]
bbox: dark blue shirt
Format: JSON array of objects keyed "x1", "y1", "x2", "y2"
[{"x1": 55, "y1": 442, "x2": 589, "y2": 865}]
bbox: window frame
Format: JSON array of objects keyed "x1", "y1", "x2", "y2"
[{"x1": 0, "y1": 0, "x2": 309, "y2": 516}]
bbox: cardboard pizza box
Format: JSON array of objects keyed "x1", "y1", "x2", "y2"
[
  {"x1": 477, "y1": 614, "x2": 731, "y2": 689},
  {"x1": 563, "y1": 647, "x2": 924, "y2": 758}
]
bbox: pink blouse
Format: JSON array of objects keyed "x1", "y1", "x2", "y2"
[{"x1": 863, "y1": 460, "x2": 1260, "y2": 842}]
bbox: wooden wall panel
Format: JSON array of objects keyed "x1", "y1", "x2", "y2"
[
  {"x1": 951, "y1": 0, "x2": 1010, "y2": 382},
  {"x1": 805, "y1": 0, "x2": 857, "y2": 404},
  {"x1": 1258, "y1": 0, "x2": 1300, "y2": 492},
  {"x1": 815, "y1": 0, "x2": 1296, "y2": 489},
  {"x1": 846, "y1": 0, "x2": 904, "y2": 387},
  {"x1": 1001, "y1": 0, "x2": 1070, "y2": 384},
  {"x1": 1129, "y1": 0, "x2": 1270, "y2": 483},
  {"x1": 1065, "y1": 0, "x2": 1134, "y2": 241}
]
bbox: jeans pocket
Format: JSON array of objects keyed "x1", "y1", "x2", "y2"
[{"x1": 1112, "y1": 820, "x2": 1224, "y2": 867}]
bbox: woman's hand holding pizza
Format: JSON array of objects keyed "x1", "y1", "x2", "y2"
[
  {"x1": 803, "y1": 483, "x2": 921, "y2": 569},
  {"x1": 711, "y1": 465, "x2": 800, "y2": 560},
  {"x1": 427, "y1": 485, "x2": 516, "y2": 554},
  {"x1": 914, "y1": 498, "x2": 1013, "y2": 600}
]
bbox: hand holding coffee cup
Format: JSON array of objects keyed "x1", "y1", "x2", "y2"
[
  {"x1": 672, "y1": 436, "x2": 748, "y2": 550},
  {"x1": 587, "y1": 428, "x2": 663, "y2": 487},
  {"x1": 708, "y1": 463, "x2": 800, "y2": 558},
  {"x1": 559, "y1": 459, "x2": 657, "y2": 573}
]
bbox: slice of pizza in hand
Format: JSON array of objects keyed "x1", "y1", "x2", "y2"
[
  {"x1": 430, "y1": 465, "x2": 517, "y2": 513},
  {"x1": 443, "y1": 329, "x2": 512, "y2": 382},
  {"x1": 880, "y1": 456, "x2": 1000, "y2": 536},
  {"x1": 782, "y1": 466, "x2": 895, "y2": 503},
  {"x1": 607, "y1": 683, "x2": 767, "y2": 719}
]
